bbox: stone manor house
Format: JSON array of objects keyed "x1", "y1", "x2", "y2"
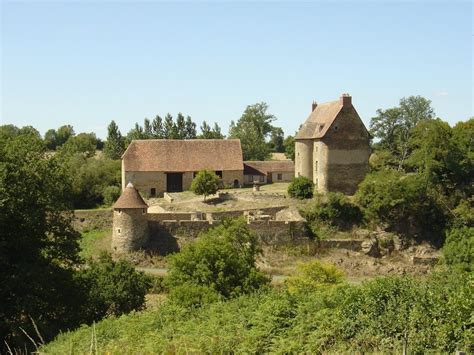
[{"x1": 120, "y1": 93, "x2": 370, "y2": 196}]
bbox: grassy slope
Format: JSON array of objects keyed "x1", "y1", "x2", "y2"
[{"x1": 79, "y1": 228, "x2": 112, "y2": 259}]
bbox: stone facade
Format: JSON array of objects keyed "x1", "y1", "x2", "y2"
[
  {"x1": 112, "y1": 208, "x2": 149, "y2": 252},
  {"x1": 295, "y1": 94, "x2": 371, "y2": 195}
]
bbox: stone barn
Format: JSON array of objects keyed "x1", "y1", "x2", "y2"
[
  {"x1": 243, "y1": 160, "x2": 294, "y2": 184},
  {"x1": 295, "y1": 94, "x2": 371, "y2": 194},
  {"x1": 121, "y1": 139, "x2": 244, "y2": 196}
]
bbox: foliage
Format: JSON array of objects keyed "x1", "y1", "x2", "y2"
[
  {"x1": 285, "y1": 261, "x2": 344, "y2": 294},
  {"x1": 76, "y1": 253, "x2": 151, "y2": 321},
  {"x1": 268, "y1": 127, "x2": 284, "y2": 152},
  {"x1": 42, "y1": 271, "x2": 472, "y2": 354},
  {"x1": 190, "y1": 170, "x2": 220, "y2": 201},
  {"x1": 166, "y1": 218, "x2": 270, "y2": 299},
  {"x1": 103, "y1": 185, "x2": 122, "y2": 206},
  {"x1": 442, "y1": 227, "x2": 473, "y2": 272},
  {"x1": 229, "y1": 102, "x2": 278, "y2": 160},
  {"x1": 0, "y1": 133, "x2": 83, "y2": 349},
  {"x1": 370, "y1": 96, "x2": 435, "y2": 168},
  {"x1": 199, "y1": 121, "x2": 225, "y2": 139},
  {"x1": 169, "y1": 283, "x2": 221, "y2": 308},
  {"x1": 283, "y1": 135, "x2": 295, "y2": 161},
  {"x1": 66, "y1": 155, "x2": 121, "y2": 208},
  {"x1": 355, "y1": 170, "x2": 447, "y2": 244},
  {"x1": 288, "y1": 176, "x2": 314, "y2": 199},
  {"x1": 103, "y1": 120, "x2": 125, "y2": 160},
  {"x1": 79, "y1": 229, "x2": 111, "y2": 260},
  {"x1": 301, "y1": 192, "x2": 363, "y2": 229},
  {"x1": 57, "y1": 132, "x2": 98, "y2": 158}
]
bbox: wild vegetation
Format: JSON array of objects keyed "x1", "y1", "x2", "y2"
[{"x1": 1, "y1": 95, "x2": 472, "y2": 352}]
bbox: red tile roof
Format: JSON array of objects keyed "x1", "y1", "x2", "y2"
[
  {"x1": 122, "y1": 139, "x2": 244, "y2": 172},
  {"x1": 295, "y1": 100, "x2": 342, "y2": 139},
  {"x1": 244, "y1": 161, "x2": 295, "y2": 175}
]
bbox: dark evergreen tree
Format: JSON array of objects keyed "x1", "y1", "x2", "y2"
[
  {"x1": 185, "y1": 115, "x2": 197, "y2": 139},
  {"x1": 103, "y1": 120, "x2": 125, "y2": 160}
]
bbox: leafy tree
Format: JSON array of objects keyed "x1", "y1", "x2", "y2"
[
  {"x1": 76, "y1": 253, "x2": 150, "y2": 321},
  {"x1": 0, "y1": 134, "x2": 83, "y2": 348},
  {"x1": 126, "y1": 122, "x2": 145, "y2": 143},
  {"x1": 44, "y1": 128, "x2": 58, "y2": 150},
  {"x1": 230, "y1": 120, "x2": 270, "y2": 160},
  {"x1": 370, "y1": 96, "x2": 435, "y2": 169},
  {"x1": 163, "y1": 113, "x2": 177, "y2": 139},
  {"x1": 103, "y1": 185, "x2": 122, "y2": 206},
  {"x1": 58, "y1": 132, "x2": 98, "y2": 158},
  {"x1": 229, "y1": 102, "x2": 276, "y2": 160},
  {"x1": 190, "y1": 170, "x2": 220, "y2": 201},
  {"x1": 104, "y1": 120, "x2": 125, "y2": 160},
  {"x1": 288, "y1": 176, "x2": 314, "y2": 199},
  {"x1": 268, "y1": 127, "x2": 285, "y2": 152},
  {"x1": 175, "y1": 113, "x2": 187, "y2": 139},
  {"x1": 199, "y1": 121, "x2": 224, "y2": 139},
  {"x1": 151, "y1": 115, "x2": 164, "y2": 138},
  {"x1": 56, "y1": 124, "x2": 75, "y2": 147},
  {"x1": 442, "y1": 227, "x2": 473, "y2": 272},
  {"x1": 355, "y1": 170, "x2": 447, "y2": 244},
  {"x1": 143, "y1": 118, "x2": 153, "y2": 139},
  {"x1": 283, "y1": 135, "x2": 295, "y2": 161},
  {"x1": 166, "y1": 218, "x2": 270, "y2": 298},
  {"x1": 185, "y1": 115, "x2": 197, "y2": 139},
  {"x1": 169, "y1": 283, "x2": 221, "y2": 308}
]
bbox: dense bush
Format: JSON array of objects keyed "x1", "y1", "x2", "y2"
[
  {"x1": 301, "y1": 192, "x2": 363, "y2": 230},
  {"x1": 103, "y1": 185, "x2": 122, "y2": 206},
  {"x1": 285, "y1": 261, "x2": 344, "y2": 294},
  {"x1": 443, "y1": 226, "x2": 473, "y2": 272},
  {"x1": 76, "y1": 253, "x2": 151, "y2": 321},
  {"x1": 169, "y1": 283, "x2": 221, "y2": 308},
  {"x1": 288, "y1": 176, "x2": 314, "y2": 199},
  {"x1": 166, "y1": 218, "x2": 270, "y2": 299},
  {"x1": 355, "y1": 170, "x2": 447, "y2": 244},
  {"x1": 190, "y1": 170, "x2": 220, "y2": 200}
]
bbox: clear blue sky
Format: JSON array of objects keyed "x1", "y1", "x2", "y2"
[{"x1": 1, "y1": 0, "x2": 472, "y2": 139}]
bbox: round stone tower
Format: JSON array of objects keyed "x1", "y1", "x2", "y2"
[
  {"x1": 295, "y1": 139, "x2": 313, "y2": 179},
  {"x1": 112, "y1": 182, "x2": 149, "y2": 253}
]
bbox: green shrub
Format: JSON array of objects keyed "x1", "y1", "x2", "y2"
[
  {"x1": 166, "y1": 218, "x2": 270, "y2": 298},
  {"x1": 288, "y1": 176, "x2": 314, "y2": 199},
  {"x1": 148, "y1": 274, "x2": 168, "y2": 294},
  {"x1": 76, "y1": 253, "x2": 151, "y2": 321},
  {"x1": 301, "y1": 192, "x2": 363, "y2": 229},
  {"x1": 443, "y1": 226, "x2": 473, "y2": 272},
  {"x1": 103, "y1": 185, "x2": 121, "y2": 205},
  {"x1": 190, "y1": 170, "x2": 220, "y2": 200},
  {"x1": 355, "y1": 170, "x2": 447, "y2": 244},
  {"x1": 285, "y1": 260, "x2": 344, "y2": 294},
  {"x1": 169, "y1": 283, "x2": 221, "y2": 308}
]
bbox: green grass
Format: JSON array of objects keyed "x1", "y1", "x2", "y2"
[{"x1": 79, "y1": 228, "x2": 112, "y2": 259}]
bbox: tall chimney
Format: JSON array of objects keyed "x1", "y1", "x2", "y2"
[
  {"x1": 340, "y1": 93, "x2": 352, "y2": 108},
  {"x1": 311, "y1": 100, "x2": 317, "y2": 112}
]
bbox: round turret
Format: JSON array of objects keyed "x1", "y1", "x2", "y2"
[
  {"x1": 112, "y1": 182, "x2": 149, "y2": 253},
  {"x1": 295, "y1": 140, "x2": 313, "y2": 179}
]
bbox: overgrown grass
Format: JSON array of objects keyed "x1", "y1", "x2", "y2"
[{"x1": 79, "y1": 228, "x2": 112, "y2": 259}]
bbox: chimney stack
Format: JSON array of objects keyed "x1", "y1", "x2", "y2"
[
  {"x1": 340, "y1": 93, "x2": 352, "y2": 108},
  {"x1": 311, "y1": 100, "x2": 317, "y2": 112}
]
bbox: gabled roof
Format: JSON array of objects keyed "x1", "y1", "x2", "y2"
[
  {"x1": 244, "y1": 161, "x2": 295, "y2": 176},
  {"x1": 122, "y1": 139, "x2": 244, "y2": 172},
  {"x1": 113, "y1": 182, "x2": 148, "y2": 209},
  {"x1": 295, "y1": 100, "x2": 342, "y2": 139}
]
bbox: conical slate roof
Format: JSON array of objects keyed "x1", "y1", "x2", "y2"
[{"x1": 113, "y1": 182, "x2": 148, "y2": 209}]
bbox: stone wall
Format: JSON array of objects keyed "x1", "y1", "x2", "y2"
[
  {"x1": 74, "y1": 209, "x2": 113, "y2": 232},
  {"x1": 123, "y1": 171, "x2": 167, "y2": 196}
]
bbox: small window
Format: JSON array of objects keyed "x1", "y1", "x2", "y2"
[
  {"x1": 117, "y1": 209, "x2": 122, "y2": 214},
  {"x1": 215, "y1": 171, "x2": 223, "y2": 178},
  {"x1": 315, "y1": 161, "x2": 318, "y2": 172},
  {"x1": 142, "y1": 209, "x2": 146, "y2": 214},
  {"x1": 277, "y1": 173, "x2": 282, "y2": 181},
  {"x1": 315, "y1": 146, "x2": 318, "y2": 152},
  {"x1": 259, "y1": 175, "x2": 265, "y2": 183},
  {"x1": 150, "y1": 188, "x2": 156, "y2": 197},
  {"x1": 334, "y1": 125, "x2": 339, "y2": 131},
  {"x1": 117, "y1": 228, "x2": 121, "y2": 234}
]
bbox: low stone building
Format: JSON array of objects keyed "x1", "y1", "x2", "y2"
[
  {"x1": 243, "y1": 160, "x2": 294, "y2": 184},
  {"x1": 295, "y1": 94, "x2": 371, "y2": 194},
  {"x1": 122, "y1": 139, "x2": 244, "y2": 196}
]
